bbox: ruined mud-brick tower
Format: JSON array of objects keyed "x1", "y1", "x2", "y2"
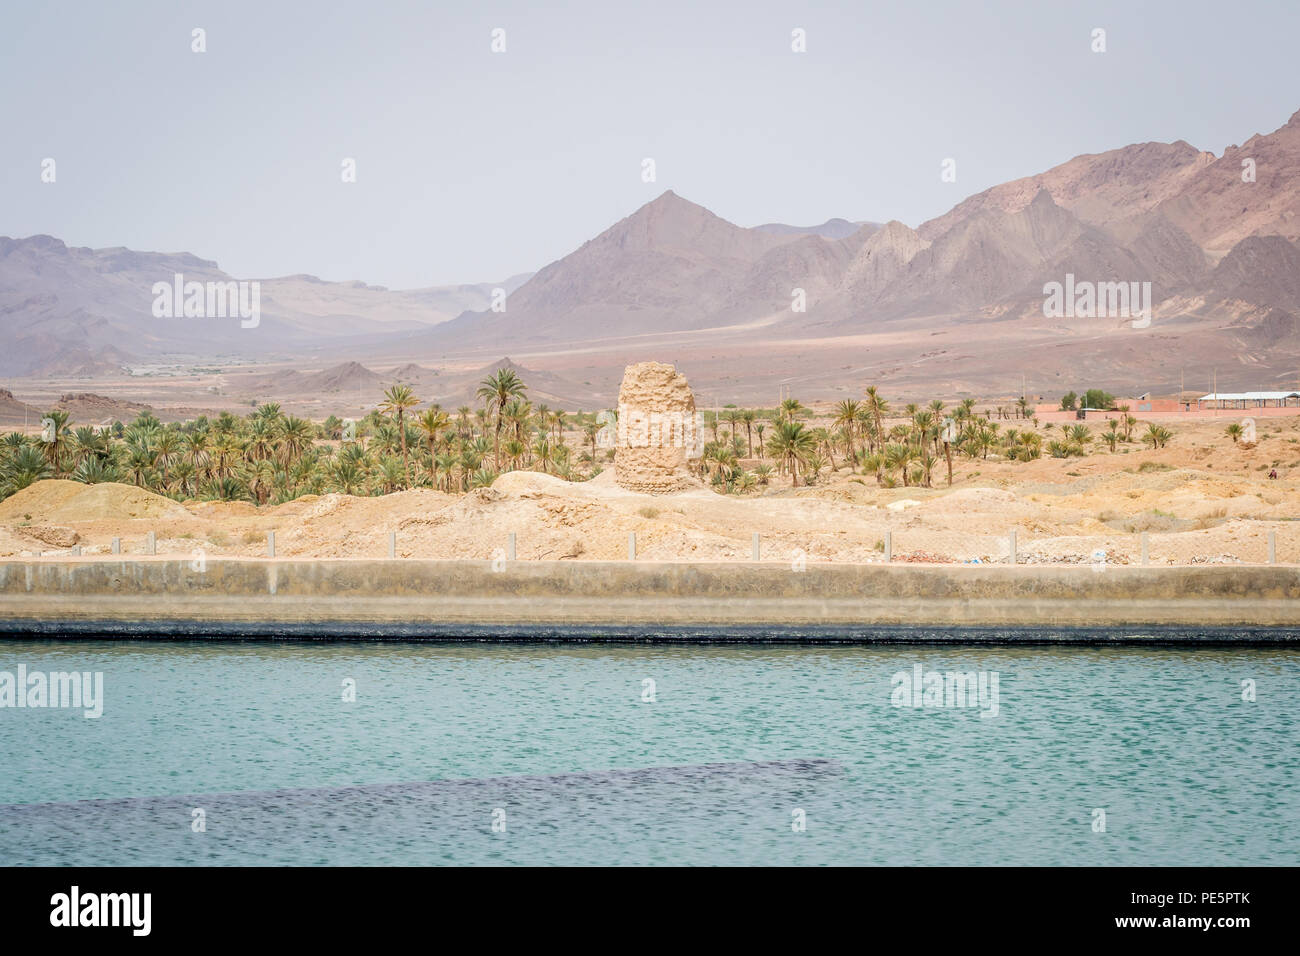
[{"x1": 614, "y1": 362, "x2": 703, "y2": 494}]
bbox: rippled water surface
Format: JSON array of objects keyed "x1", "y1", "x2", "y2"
[{"x1": 1, "y1": 639, "x2": 1296, "y2": 865}]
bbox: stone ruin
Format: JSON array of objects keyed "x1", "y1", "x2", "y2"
[{"x1": 613, "y1": 362, "x2": 704, "y2": 494}]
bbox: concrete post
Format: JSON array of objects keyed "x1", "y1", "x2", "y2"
[
  {"x1": 752, "y1": 532, "x2": 760, "y2": 561},
  {"x1": 508, "y1": 532, "x2": 516, "y2": 561},
  {"x1": 628, "y1": 531, "x2": 637, "y2": 560},
  {"x1": 884, "y1": 531, "x2": 892, "y2": 563},
  {"x1": 111, "y1": 538, "x2": 121, "y2": 555},
  {"x1": 1140, "y1": 533, "x2": 1149, "y2": 566},
  {"x1": 1268, "y1": 530, "x2": 1276, "y2": 565},
  {"x1": 388, "y1": 532, "x2": 397, "y2": 559},
  {"x1": 1009, "y1": 530, "x2": 1017, "y2": 566},
  {"x1": 267, "y1": 531, "x2": 275, "y2": 558},
  {"x1": 146, "y1": 531, "x2": 156, "y2": 556}
]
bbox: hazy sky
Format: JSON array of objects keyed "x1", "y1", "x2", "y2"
[{"x1": 4, "y1": 0, "x2": 1297, "y2": 289}]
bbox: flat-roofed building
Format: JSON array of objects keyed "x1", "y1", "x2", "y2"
[{"x1": 1197, "y1": 391, "x2": 1300, "y2": 410}]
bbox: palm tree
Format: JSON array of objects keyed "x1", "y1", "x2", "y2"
[
  {"x1": 378, "y1": 384, "x2": 420, "y2": 488},
  {"x1": 532, "y1": 436, "x2": 554, "y2": 473},
  {"x1": 154, "y1": 430, "x2": 181, "y2": 488},
  {"x1": 71, "y1": 454, "x2": 119, "y2": 486},
  {"x1": 502, "y1": 398, "x2": 532, "y2": 453},
  {"x1": 433, "y1": 453, "x2": 457, "y2": 492},
  {"x1": 911, "y1": 410, "x2": 934, "y2": 453},
  {"x1": 834, "y1": 400, "x2": 860, "y2": 466},
  {"x1": 276, "y1": 416, "x2": 315, "y2": 469},
  {"x1": 864, "y1": 386, "x2": 888, "y2": 452},
  {"x1": 39, "y1": 409, "x2": 71, "y2": 476},
  {"x1": 330, "y1": 459, "x2": 366, "y2": 495},
  {"x1": 184, "y1": 431, "x2": 211, "y2": 481},
  {"x1": 503, "y1": 439, "x2": 526, "y2": 471},
  {"x1": 68, "y1": 427, "x2": 106, "y2": 469},
  {"x1": 476, "y1": 368, "x2": 527, "y2": 470},
  {"x1": 1122, "y1": 414, "x2": 1137, "y2": 442},
  {"x1": 723, "y1": 409, "x2": 742, "y2": 446},
  {"x1": 416, "y1": 407, "x2": 450, "y2": 485},
  {"x1": 1, "y1": 445, "x2": 53, "y2": 496},
  {"x1": 740, "y1": 409, "x2": 756, "y2": 457},
  {"x1": 1066, "y1": 424, "x2": 1092, "y2": 447},
  {"x1": 858, "y1": 450, "x2": 885, "y2": 484},
  {"x1": 779, "y1": 397, "x2": 806, "y2": 423},
  {"x1": 766, "y1": 421, "x2": 817, "y2": 487},
  {"x1": 884, "y1": 442, "x2": 912, "y2": 486},
  {"x1": 1142, "y1": 424, "x2": 1173, "y2": 450}
]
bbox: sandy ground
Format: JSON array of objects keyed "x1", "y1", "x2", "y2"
[{"x1": 1, "y1": 418, "x2": 1296, "y2": 566}]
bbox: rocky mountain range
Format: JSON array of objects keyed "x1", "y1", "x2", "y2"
[
  {"x1": 427, "y1": 107, "x2": 1300, "y2": 356},
  {"x1": 0, "y1": 235, "x2": 530, "y2": 377},
  {"x1": 4, "y1": 105, "x2": 1299, "y2": 396}
]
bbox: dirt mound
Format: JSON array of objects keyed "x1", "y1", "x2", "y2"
[
  {"x1": 16, "y1": 525, "x2": 80, "y2": 548},
  {"x1": 53, "y1": 392, "x2": 152, "y2": 424},
  {"x1": 924, "y1": 487, "x2": 1018, "y2": 513},
  {"x1": 0, "y1": 480, "x2": 191, "y2": 523},
  {"x1": 0, "y1": 387, "x2": 41, "y2": 426},
  {"x1": 492, "y1": 471, "x2": 582, "y2": 497}
]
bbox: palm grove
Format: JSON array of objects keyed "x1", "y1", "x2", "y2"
[{"x1": 0, "y1": 371, "x2": 1175, "y2": 502}]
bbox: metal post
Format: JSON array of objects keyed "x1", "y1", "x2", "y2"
[
  {"x1": 1140, "y1": 532, "x2": 1149, "y2": 566},
  {"x1": 146, "y1": 531, "x2": 156, "y2": 556},
  {"x1": 267, "y1": 531, "x2": 275, "y2": 558},
  {"x1": 388, "y1": 532, "x2": 396, "y2": 559},
  {"x1": 1268, "y1": 530, "x2": 1277, "y2": 565},
  {"x1": 752, "y1": 532, "x2": 760, "y2": 561},
  {"x1": 628, "y1": 531, "x2": 636, "y2": 560},
  {"x1": 1009, "y1": 530, "x2": 1017, "y2": 566},
  {"x1": 884, "y1": 531, "x2": 892, "y2": 563},
  {"x1": 508, "y1": 532, "x2": 516, "y2": 561},
  {"x1": 112, "y1": 537, "x2": 121, "y2": 555}
]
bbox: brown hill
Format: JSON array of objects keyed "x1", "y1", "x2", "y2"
[
  {"x1": 431, "y1": 358, "x2": 608, "y2": 411},
  {"x1": 0, "y1": 387, "x2": 42, "y2": 427},
  {"x1": 53, "y1": 392, "x2": 153, "y2": 424},
  {"x1": 917, "y1": 140, "x2": 1214, "y2": 240},
  {"x1": 1206, "y1": 235, "x2": 1300, "y2": 312},
  {"x1": 426, "y1": 190, "x2": 829, "y2": 345},
  {"x1": 389, "y1": 363, "x2": 437, "y2": 384},
  {"x1": 1155, "y1": 109, "x2": 1300, "y2": 257}
]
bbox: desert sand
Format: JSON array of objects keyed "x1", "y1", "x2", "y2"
[{"x1": 1, "y1": 414, "x2": 1295, "y2": 567}]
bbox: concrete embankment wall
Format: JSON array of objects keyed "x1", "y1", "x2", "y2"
[{"x1": 0, "y1": 559, "x2": 1298, "y2": 641}]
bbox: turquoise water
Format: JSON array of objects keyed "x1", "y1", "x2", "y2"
[{"x1": 0, "y1": 639, "x2": 1296, "y2": 865}]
